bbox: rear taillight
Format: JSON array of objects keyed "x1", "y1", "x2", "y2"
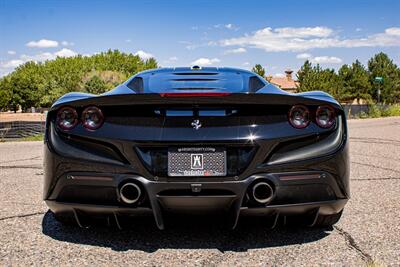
[
  {"x1": 82, "y1": 106, "x2": 104, "y2": 130},
  {"x1": 288, "y1": 105, "x2": 310, "y2": 129},
  {"x1": 56, "y1": 107, "x2": 78, "y2": 131},
  {"x1": 316, "y1": 105, "x2": 336, "y2": 128}
]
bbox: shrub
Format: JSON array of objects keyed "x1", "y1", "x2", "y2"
[
  {"x1": 365, "y1": 104, "x2": 400, "y2": 118},
  {"x1": 386, "y1": 105, "x2": 400, "y2": 116},
  {"x1": 368, "y1": 105, "x2": 382, "y2": 118},
  {"x1": 356, "y1": 111, "x2": 369, "y2": 119}
]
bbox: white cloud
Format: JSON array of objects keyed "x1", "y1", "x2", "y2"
[
  {"x1": 241, "y1": 62, "x2": 251, "y2": 70},
  {"x1": 224, "y1": 47, "x2": 247, "y2": 55},
  {"x1": 385, "y1": 27, "x2": 400, "y2": 36},
  {"x1": 0, "y1": 59, "x2": 24, "y2": 77},
  {"x1": 277, "y1": 26, "x2": 333, "y2": 37},
  {"x1": 7, "y1": 50, "x2": 16, "y2": 55},
  {"x1": 0, "y1": 59, "x2": 24, "y2": 68},
  {"x1": 186, "y1": 44, "x2": 197, "y2": 50},
  {"x1": 0, "y1": 70, "x2": 11, "y2": 77},
  {"x1": 356, "y1": 28, "x2": 362, "y2": 32},
  {"x1": 61, "y1": 41, "x2": 74, "y2": 46},
  {"x1": 0, "y1": 48, "x2": 78, "y2": 77},
  {"x1": 163, "y1": 56, "x2": 179, "y2": 65},
  {"x1": 26, "y1": 39, "x2": 58, "y2": 48},
  {"x1": 219, "y1": 26, "x2": 400, "y2": 52},
  {"x1": 134, "y1": 50, "x2": 154, "y2": 60},
  {"x1": 214, "y1": 23, "x2": 238, "y2": 30},
  {"x1": 296, "y1": 53, "x2": 343, "y2": 64},
  {"x1": 296, "y1": 53, "x2": 311, "y2": 59},
  {"x1": 274, "y1": 73, "x2": 285, "y2": 78},
  {"x1": 179, "y1": 40, "x2": 215, "y2": 50},
  {"x1": 311, "y1": 56, "x2": 342, "y2": 64},
  {"x1": 54, "y1": 48, "x2": 77, "y2": 57},
  {"x1": 125, "y1": 39, "x2": 132, "y2": 43},
  {"x1": 179, "y1": 40, "x2": 196, "y2": 50},
  {"x1": 20, "y1": 52, "x2": 54, "y2": 62},
  {"x1": 191, "y1": 58, "x2": 220, "y2": 66},
  {"x1": 19, "y1": 48, "x2": 77, "y2": 62}
]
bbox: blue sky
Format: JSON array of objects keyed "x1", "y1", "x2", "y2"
[{"x1": 1, "y1": 0, "x2": 400, "y2": 77}]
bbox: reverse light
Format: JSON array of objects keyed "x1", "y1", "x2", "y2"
[
  {"x1": 56, "y1": 107, "x2": 78, "y2": 131},
  {"x1": 316, "y1": 105, "x2": 336, "y2": 128},
  {"x1": 288, "y1": 105, "x2": 310, "y2": 129},
  {"x1": 82, "y1": 106, "x2": 104, "y2": 130}
]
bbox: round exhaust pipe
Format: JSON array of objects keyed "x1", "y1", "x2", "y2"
[
  {"x1": 119, "y1": 183, "x2": 142, "y2": 204},
  {"x1": 252, "y1": 182, "x2": 274, "y2": 204}
]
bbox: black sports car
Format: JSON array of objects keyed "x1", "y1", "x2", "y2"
[{"x1": 44, "y1": 66, "x2": 349, "y2": 229}]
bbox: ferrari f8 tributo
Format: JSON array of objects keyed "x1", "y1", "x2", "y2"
[{"x1": 44, "y1": 67, "x2": 349, "y2": 229}]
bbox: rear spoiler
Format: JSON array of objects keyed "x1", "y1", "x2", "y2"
[{"x1": 50, "y1": 93, "x2": 342, "y2": 111}]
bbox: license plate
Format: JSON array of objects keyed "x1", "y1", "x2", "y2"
[{"x1": 168, "y1": 147, "x2": 226, "y2": 177}]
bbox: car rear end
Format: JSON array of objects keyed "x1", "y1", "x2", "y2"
[{"x1": 44, "y1": 68, "x2": 349, "y2": 229}]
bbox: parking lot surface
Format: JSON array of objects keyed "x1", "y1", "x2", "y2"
[{"x1": 0, "y1": 117, "x2": 399, "y2": 266}]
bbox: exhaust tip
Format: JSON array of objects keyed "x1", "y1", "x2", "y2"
[
  {"x1": 120, "y1": 182, "x2": 142, "y2": 204},
  {"x1": 252, "y1": 182, "x2": 274, "y2": 204}
]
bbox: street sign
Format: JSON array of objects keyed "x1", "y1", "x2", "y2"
[{"x1": 374, "y1": 77, "x2": 383, "y2": 83}]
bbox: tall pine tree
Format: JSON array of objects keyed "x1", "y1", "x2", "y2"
[
  {"x1": 368, "y1": 52, "x2": 400, "y2": 103},
  {"x1": 338, "y1": 60, "x2": 371, "y2": 103}
]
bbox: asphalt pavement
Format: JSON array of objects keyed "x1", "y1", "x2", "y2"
[{"x1": 0, "y1": 117, "x2": 399, "y2": 266}]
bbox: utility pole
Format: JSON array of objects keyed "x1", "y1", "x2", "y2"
[{"x1": 374, "y1": 77, "x2": 383, "y2": 104}]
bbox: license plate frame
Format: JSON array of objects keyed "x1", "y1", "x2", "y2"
[{"x1": 167, "y1": 147, "x2": 227, "y2": 177}]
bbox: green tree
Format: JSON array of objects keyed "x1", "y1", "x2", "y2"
[
  {"x1": 252, "y1": 64, "x2": 266, "y2": 77},
  {"x1": 368, "y1": 52, "x2": 400, "y2": 103},
  {"x1": 318, "y1": 68, "x2": 343, "y2": 100},
  {"x1": 338, "y1": 60, "x2": 372, "y2": 103},
  {"x1": 296, "y1": 60, "x2": 316, "y2": 91},
  {"x1": 297, "y1": 60, "x2": 346, "y2": 100},
  {"x1": 0, "y1": 76, "x2": 12, "y2": 110},
  {"x1": 84, "y1": 75, "x2": 107, "y2": 94},
  {"x1": 0, "y1": 49, "x2": 159, "y2": 109},
  {"x1": 7, "y1": 62, "x2": 45, "y2": 111}
]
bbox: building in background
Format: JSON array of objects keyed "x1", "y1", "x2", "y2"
[{"x1": 268, "y1": 69, "x2": 298, "y2": 93}]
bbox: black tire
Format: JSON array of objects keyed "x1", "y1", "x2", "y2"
[
  {"x1": 53, "y1": 211, "x2": 77, "y2": 226},
  {"x1": 313, "y1": 210, "x2": 343, "y2": 227}
]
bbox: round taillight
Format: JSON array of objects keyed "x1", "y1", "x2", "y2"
[
  {"x1": 289, "y1": 105, "x2": 310, "y2": 129},
  {"x1": 56, "y1": 107, "x2": 78, "y2": 131},
  {"x1": 316, "y1": 106, "x2": 336, "y2": 128},
  {"x1": 82, "y1": 106, "x2": 104, "y2": 130}
]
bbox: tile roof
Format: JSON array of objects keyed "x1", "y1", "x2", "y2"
[{"x1": 269, "y1": 77, "x2": 298, "y2": 89}]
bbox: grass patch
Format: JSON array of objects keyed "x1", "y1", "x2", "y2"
[
  {"x1": 18, "y1": 134, "x2": 44, "y2": 142},
  {"x1": 385, "y1": 104, "x2": 400, "y2": 116},
  {"x1": 355, "y1": 104, "x2": 400, "y2": 119}
]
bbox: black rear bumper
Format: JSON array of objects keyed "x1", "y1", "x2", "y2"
[
  {"x1": 46, "y1": 198, "x2": 347, "y2": 230},
  {"x1": 46, "y1": 173, "x2": 348, "y2": 229}
]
